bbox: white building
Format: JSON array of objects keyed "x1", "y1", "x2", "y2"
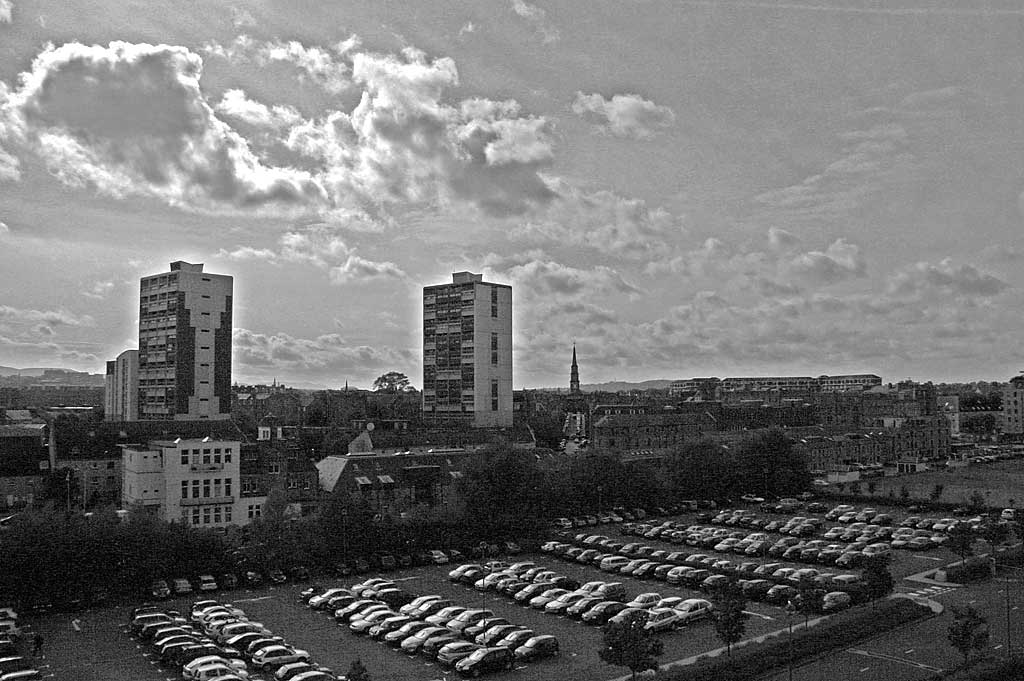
[
  {"x1": 1003, "y1": 376, "x2": 1024, "y2": 435},
  {"x1": 422, "y1": 272, "x2": 513, "y2": 427},
  {"x1": 104, "y1": 349, "x2": 138, "y2": 421},
  {"x1": 122, "y1": 438, "x2": 263, "y2": 527},
  {"x1": 138, "y1": 261, "x2": 233, "y2": 421}
]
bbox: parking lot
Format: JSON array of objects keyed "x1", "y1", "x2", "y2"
[{"x1": 30, "y1": 500, "x2": 969, "y2": 681}]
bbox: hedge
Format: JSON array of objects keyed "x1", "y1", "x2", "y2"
[
  {"x1": 658, "y1": 598, "x2": 932, "y2": 681},
  {"x1": 942, "y1": 557, "x2": 993, "y2": 583},
  {"x1": 930, "y1": 656, "x2": 1024, "y2": 681}
]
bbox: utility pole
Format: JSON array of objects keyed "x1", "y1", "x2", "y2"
[{"x1": 65, "y1": 469, "x2": 71, "y2": 514}]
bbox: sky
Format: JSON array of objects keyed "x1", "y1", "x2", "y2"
[{"x1": 1, "y1": 0, "x2": 1024, "y2": 389}]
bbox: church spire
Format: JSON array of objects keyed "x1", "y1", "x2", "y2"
[{"x1": 570, "y1": 343, "x2": 580, "y2": 394}]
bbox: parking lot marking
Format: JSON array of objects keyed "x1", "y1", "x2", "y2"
[
  {"x1": 233, "y1": 595, "x2": 274, "y2": 603},
  {"x1": 912, "y1": 555, "x2": 945, "y2": 562},
  {"x1": 904, "y1": 649, "x2": 914, "y2": 654},
  {"x1": 859, "y1": 667, "x2": 870, "y2": 672},
  {"x1": 849, "y1": 649, "x2": 944, "y2": 672},
  {"x1": 743, "y1": 610, "x2": 774, "y2": 621}
]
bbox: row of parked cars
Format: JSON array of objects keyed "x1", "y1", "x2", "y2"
[
  {"x1": 456, "y1": 560, "x2": 718, "y2": 634},
  {"x1": 0, "y1": 606, "x2": 42, "y2": 681},
  {"x1": 129, "y1": 600, "x2": 334, "y2": 681},
  {"x1": 303, "y1": 578, "x2": 558, "y2": 676},
  {"x1": 546, "y1": 535, "x2": 864, "y2": 613}
]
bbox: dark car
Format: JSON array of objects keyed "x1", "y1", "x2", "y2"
[
  {"x1": 383, "y1": 621, "x2": 433, "y2": 646},
  {"x1": 150, "y1": 580, "x2": 171, "y2": 599},
  {"x1": 219, "y1": 573, "x2": 239, "y2": 590},
  {"x1": 244, "y1": 570, "x2": 264, "y2": 587},
  {"x1": 421, "y1": 631, "x2": 461, "y2": 659},
  {"x1": 267, "y1": 568, "x2": 287, "y2": 585},
  {"x1": 513, "y1": 634, "x2": 559, "y2": 662},
  {"x1": 353, "y1": 558, "x2": 370, "y2": 573},
  {"x1": 581, "y1": 601, "x2": 627, "y2": 625},
  {"x1": 740, "y1": 579, "x2": 773, "y2": 600},
  {"x1": 288, "y1": 566, "x2": 310, "y2": 581},
  {"x1": 455, "y1": 646, "x2": 514, "y2": 676},
  {"x1": 379, "y1": 554, "x2": 398, "y2": 571}
]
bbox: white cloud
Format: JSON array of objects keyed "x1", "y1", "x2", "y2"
[
  {"x1": 789, "y1": 238, "x2": 867, "y2": 284},
  {"x1": 233, "y1": 328, "x2": 410, "y2": 378},
  {"x1": 483, "y1": 255, "x2": 642, "y2": 298},
  {"x1": 571, "y1": 92, "x2": 676, "y2": 140},
  {"x1": 3, "y1": 41, "x2": 328, "y2": 214},
  {"x1": 458, "y1": 22, "x2": 476, "y2": 36},
  {"x1": 0, "y1": 0, "x2": 11, "y2": 23},
  {"x1": 214, "y1": 89, "x2": 302, "y2": 130},
  {"x1": 511, "y1": 0, "x2": 560, "y2": 43},
  {"x1": 0, "y1": 305, "x2": 93, "y2": 327},
  {"x1": 0, "y1": 221, "x2": 8, "y2": 234},
  {"x1": 328, "y1": 255, "x2": 405, "y2": 284},
  {"x1": 204, "y1": 35, "x2": 354, "y2": 93},
  {"x1": 82, "y1": 280, "x2": 117, "y2": 299},
  {"x1": 888, "y1": 258, "x2": 1009, "y2": 298}
]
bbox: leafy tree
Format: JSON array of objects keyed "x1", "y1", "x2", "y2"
[
  {"x1": 978, "y1": 521, "x2": 1010, "y2": 548},
  {"x1": 712, "y1": 579, "x2": 749, "y2": 656},
  {"x1": 40, "y1": 467, "x2": 82, "y2": 510},
  {"x1": 862, "y1": 554, "x2": 894, "y2": 603},
  {"x1": 947, "y1": 523, "x2": 976, "y2": 564},
  {"x1": 599, "y1": 610, "x2": 663, "y2": 681},
  {"x1": 346, "y1": 659, "x2": 372, "y2": 681},
  {"x1": 930, "y1": 484, "x2": 945, "y2": 502},
  {"x1": 867, "y1": 481, "x2": 877, "y2": 497},
  {"x1": 371, "y1": 372, "x2": 411, "y2": 393},
  {"x1": 968, "y1": 490, "x2": 986, "y2": 512},
  {"x1": 947, "y1": 605, "x2": 990, "y2": 666},
  {"x1": 794, "y1": 575, "x2": 826, "y2": 625},
  {"x1": 899, "y1": 485, "x2": 910, "y2": 502},
  {"x1": 849, "y1": 481, "x2": 861, "y2": 496}
]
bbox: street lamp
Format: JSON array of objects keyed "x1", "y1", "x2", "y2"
[
  {"x1": 785, "y1": 599, "x2": 798, "y2": 681},
  {"x1": 341, "y1": 508, "x2": 349, "y2": 561}
]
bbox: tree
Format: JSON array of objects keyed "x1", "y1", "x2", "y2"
[
  {"x1": 867, "y1": 481, "x2": 877, "y2": 497},
  {"x1": 968, "y1": 490, "x2": 986, "y2": 512},
  {"x1": 849, "y1": 481, "x2": 861, "y2": 496},
  {"x1": 372, "y1": 371, "x2": 411, "y2": 393},
  {"x1": 346, "y1": 659, "x2": 371, "y2": 681},
  {"x1": 599, "y1": 610, "x2": 663, "y2": 681},
  {"x1": 862, "y1": 554, "x2": 894, "y2": 603},
  {"x1": 947, "y1": 605, "x2": 989, "y2": 666},
  {"x1": 978, "y1": 521, "x2": 1010, "y2": 549},
  {"x1": 712, "y1": 579, "x2": 749, "y2": 656},
  {"x1": 899, "y1": 485, "x2": 910, "y2": 502},
  {"x1": 947, "y1": 523, "x2": 976, "y2": 564},
  {"x1": 930, "y1": 484, "x2": 945, "y2": 503},
  {"x1": 794, "y1": 575, "x2": 825, "y2": 625},
  {"x1": 40, "y1": 467, "x2": 82, "y2": 510}
]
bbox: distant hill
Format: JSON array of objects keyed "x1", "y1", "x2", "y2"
[
  {"x1": 580, "y1": 380, "x2": 674, "y2": 393},
  {"x1": 0, "y1": 366, "x2": 84, "y2": 377},
  {"x1": 0, "y1": 366, "x2": 19, "y2": 376}
]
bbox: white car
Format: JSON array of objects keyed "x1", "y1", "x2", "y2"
[
  {"x1": 626, "y1": 593, "x2": 661, "y2": 609},
  {"x1": 308, "y1": 588, "x2": 352, "y2": 609},
  {"x1": 251, "y1": 646, "x2": 310, "y2": 670},
  {"x1": 183, "y1": 656, "x2": 248, "y2": 679},
  {"x1": 188, "y1": 663, "x2": 251, "y2": 681},
  {"x1": 645, "y1": 608, "x2": 683, "y2": 632},
  {"x1": 675, "y1": 599, "x2": 713, "y2": 623}
]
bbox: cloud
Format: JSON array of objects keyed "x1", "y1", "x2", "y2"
[
  {"x1": 204, "y1": 35, "x2": 355, "y2": 93},
  {"x1": 0, "y1": 305, "x2": 93, "y2": 327},
  {"x1": 0, "y1": 221, "x2": 8, "y2": 234},
  {"x1": 82, "y1": 280, "x2": 117, "y2": 299},
  {"x1": 515, "y1": 181, "x2": 682, "y2": 258},
  {"x1": 458, "y1": 22, "x2": 476, "y2": 36},
  {"x1": 0, "y1": 0, "x2": 11, "y2": 23},
  {"x1": 888, "y1": 258, "x2": 1009, "y2": 298},
  {"x1": 980, "y1": 244, "x2": 1024, "y2": 264},
  {"x1": 484, "y1": 255, "x2": 643, "y2": 298},
  {"x1": 214, "y1": 89, "x2": 302, "y2": 130},
  {"x1": 3, "y1": 41, "x2": 327, "y2": 213},
  {"x1": 789, "y1": 238, "x2": 867, "y2": 284},
  {"x1": 233, "y1": 328, "x2": 410, "y2": 377},
  {"x1": 219, "y1": 223, "x2": 403, "y2": 284},
  {"x1": 511, "y1": 0, "x2": 560, "y2": 43},
  {"x1": 328, "y1": 255, "x2": 405, "y2": 284},
  {"x1": 571, "y1": 92, "x2": 676, "y2": 140}
]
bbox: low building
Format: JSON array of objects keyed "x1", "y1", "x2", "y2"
[
  {"x1": 590, "y1": 410, "x2": 712, "y2": 452},
  {"x1": 122, "y1": 437, "x2": 245, "y2": 527},
  {"x1": 0, "y1": 423, "x2": 49, "y2": 509},
  {"x1": 240, "y1": 432, "x2": 320, "y2": 518}
]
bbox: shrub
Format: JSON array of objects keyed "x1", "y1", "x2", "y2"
[
  {"x1": 942, "y1": 557, "x2": 993, "y2": 584},
  {"x1": 936, "y1": 655, "x2": 1024, "y2": 681},
  {"x1": 658, "y1": 599, "x2": 931, "y2": 681}
]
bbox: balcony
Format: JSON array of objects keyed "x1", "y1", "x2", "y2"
[
  {"x1": 190, "y1": 463, "x2": 224, "y2": 473},
  {"x1": 180, "y1": 495, "x2": 235, "y2": 506}
]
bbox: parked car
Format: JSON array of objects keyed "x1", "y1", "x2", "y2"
[
  {"x1": 513, "y1": 634, "x2": 559, "y2": 661},
  {"x1": 455, "y1": 646, "x2": 515, "y2": 676}
]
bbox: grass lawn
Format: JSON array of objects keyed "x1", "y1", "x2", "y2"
[{"x1": 853, "y1": 461, "x2": 1024, "y2": 510}]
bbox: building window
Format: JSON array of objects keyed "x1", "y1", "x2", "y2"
[
  {"x1": 213, "y1": 479, "x2": 222, "y2": 497},
  {"x1": 202, "y1": 479, "x2": 211, "y2": 498},
  {"x1": 191, "y1": 480, "x2": 199, "y2": 498},
  {"x1": 248, "y1": 504, "x2": 261, "y2": 519},
  {"x1": 180, "y1": 450, "x2": 189, "y2": 466},
  {"x1": 225, "y1": 506, "x2": 232, "y2": 523},
  {"x1": 203, "y1": 507, "x2": 211, "y2": 524},
  {"x1": 225, "y1": 479, "x2": 232, "y2": 497},
  {"x1": 224, "y1": 448, "x2": 232, "y2": 463},
  {"x1": 214, "y1": 507, "x2": 222, "y2": 524},
  {"x1": 202, "y1": 449, "x2": 211, "y2": 464},
  {"x1": 213, "y1": 451, "x2": 221, "y2": 464},
  {"x1": 492, "y1": 399, "x2": 499, "y2": 411},
  {"x1": 269, "y1": 463, "x2": 281, "y2": 474},
  {"x1": 192, "y1": 508, "x2": 200, "y2": 525},
  {"x1": 181, "y1": 481, "x2": 188, "y2": 499}
]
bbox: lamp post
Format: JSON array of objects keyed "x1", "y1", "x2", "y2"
[
  {"x1": 65, "y1": 469, "x2": 71, "y2": 514},
  {"x1": 785, "y1": 600, "x2": 797, "y2": 681},
  {"x1": 341, "y1": 508, "x2": 349, "y2": 561}
]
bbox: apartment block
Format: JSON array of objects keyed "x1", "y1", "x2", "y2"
[
  {"x1": 422, "y1": 272, "x2": 512, "y2": 428},
  {"x1": 138, "y1": 261, "x2": 232, "y2": 420},
  {"x1": 104, "y1": 349, "x2": 138, "y2": 421}
]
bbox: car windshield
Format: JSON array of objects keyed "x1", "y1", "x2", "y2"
[{"x1": 467, "y1": 649, "x2": 488, "y2": 662}]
